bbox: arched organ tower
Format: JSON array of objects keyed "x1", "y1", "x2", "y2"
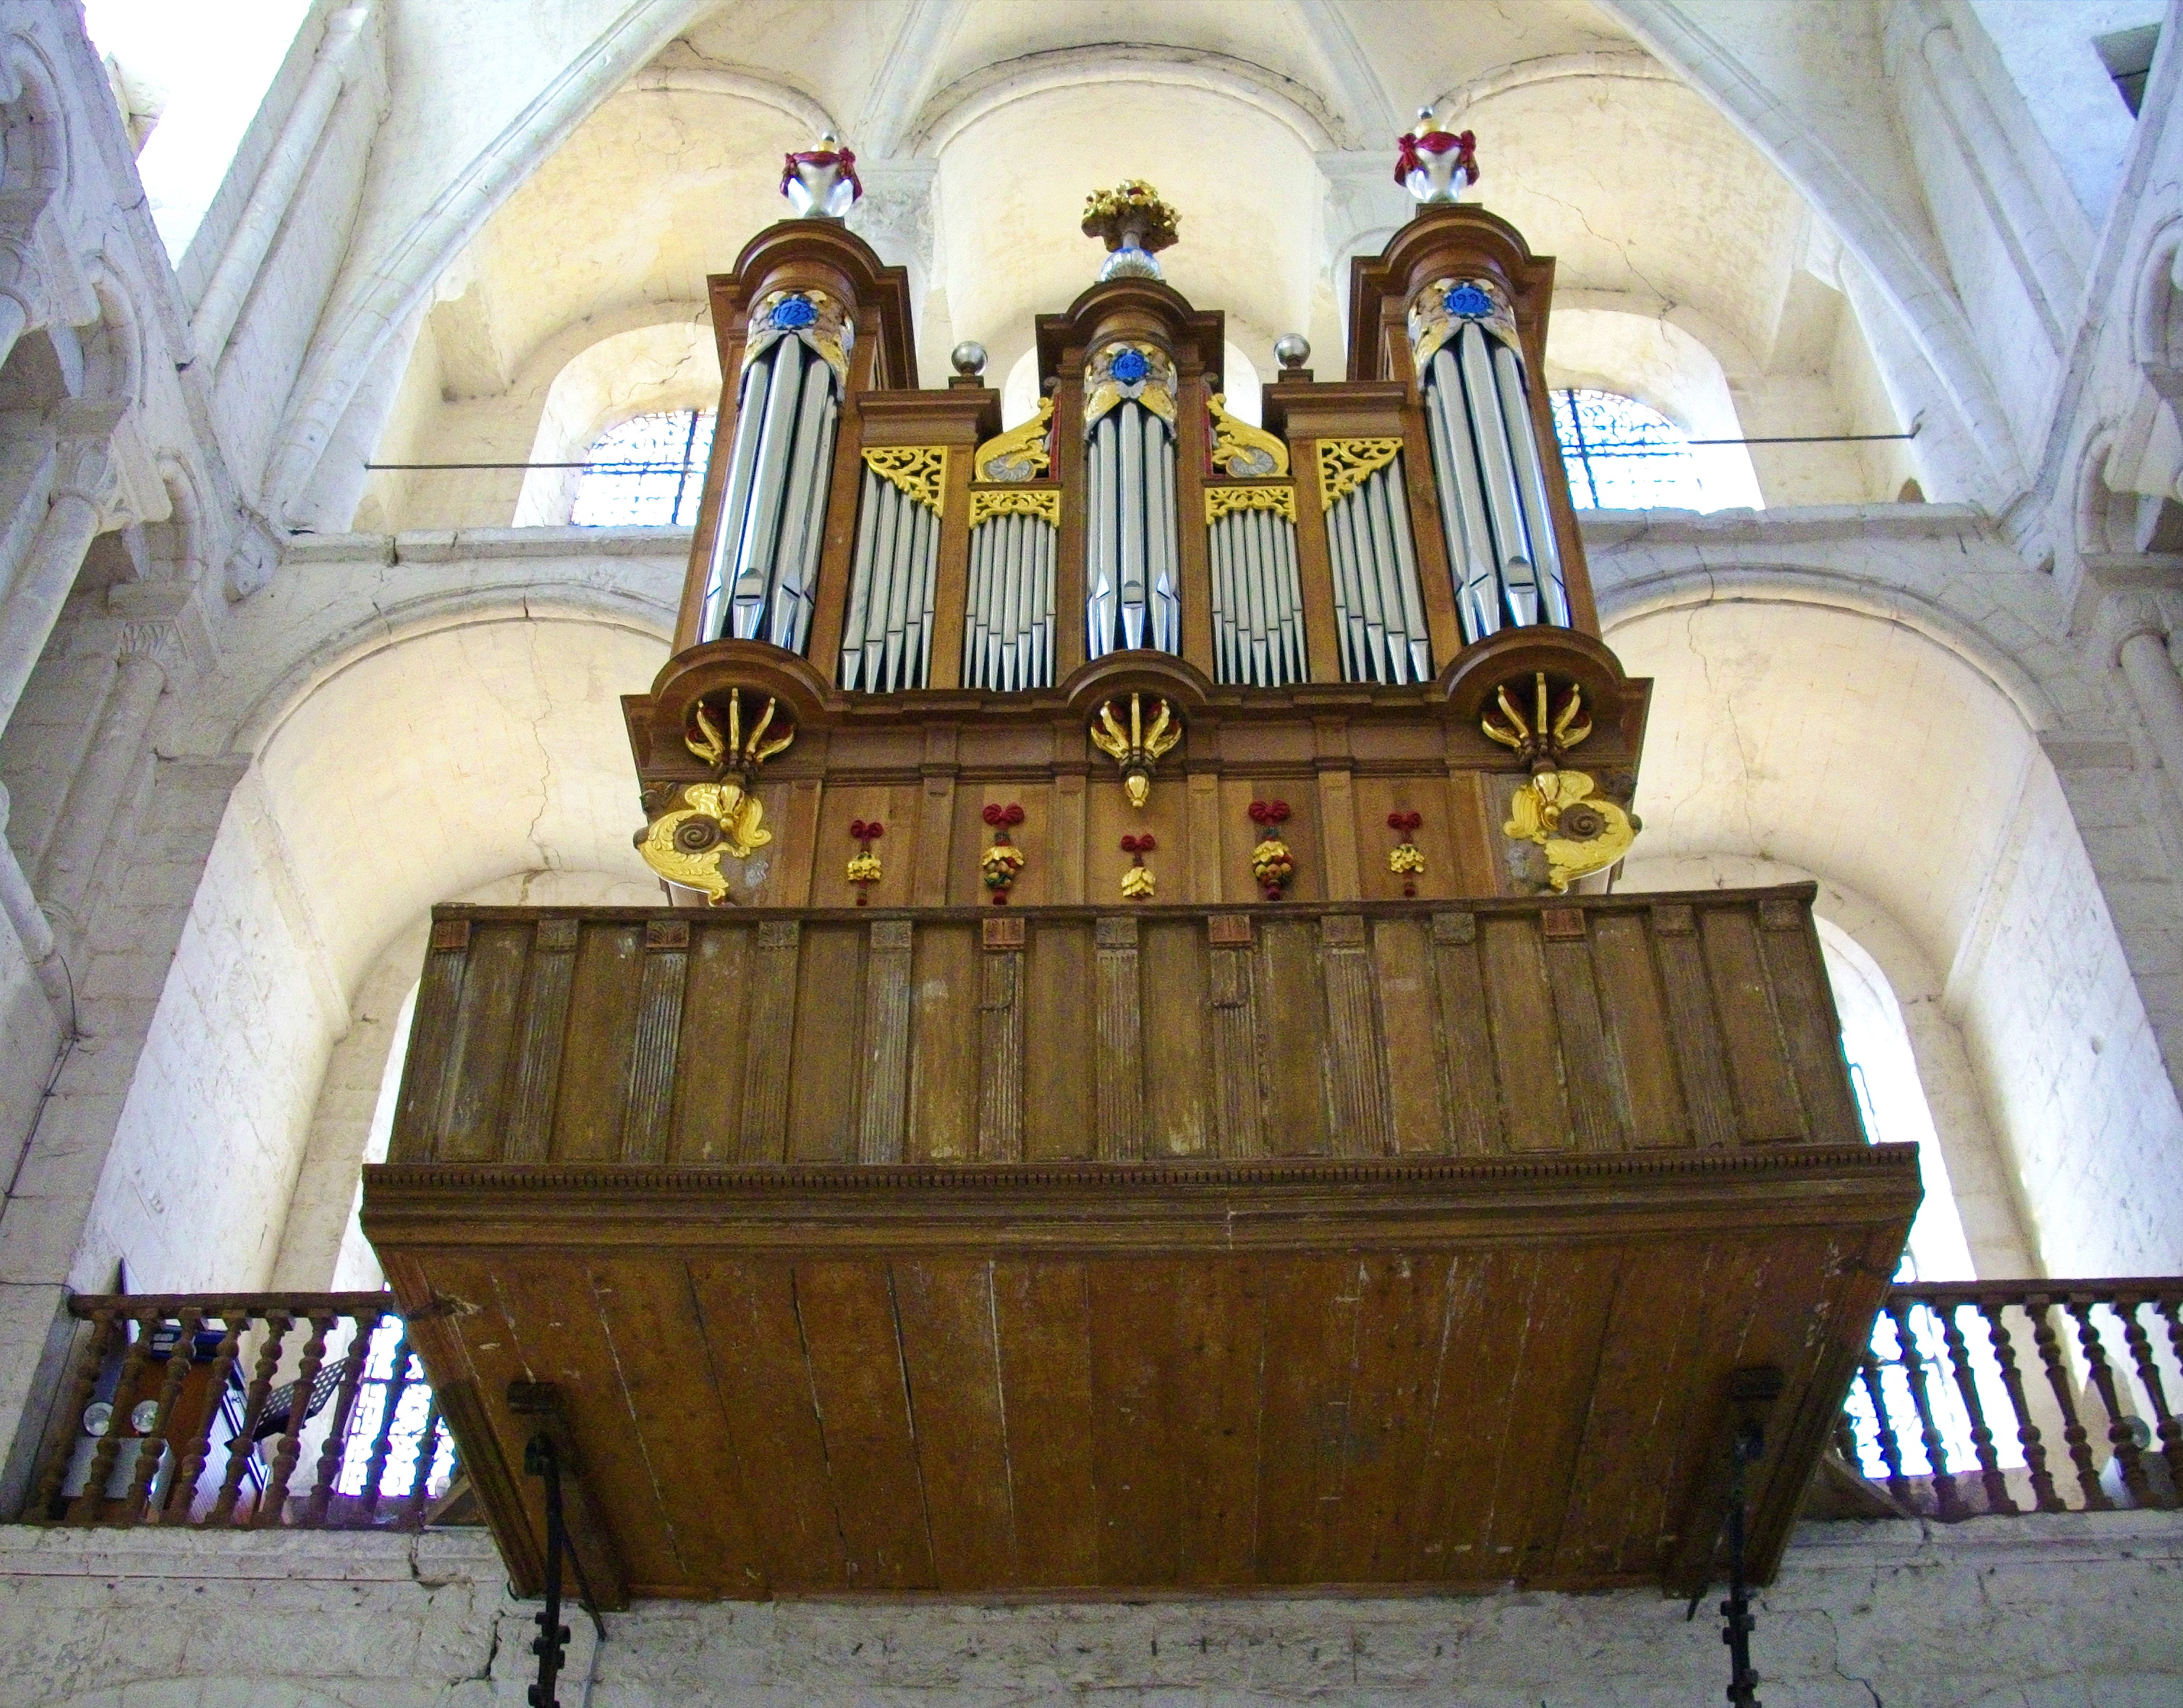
[{"x1": 363, "y1": 129, "x2": 1919, "y2": 1613}]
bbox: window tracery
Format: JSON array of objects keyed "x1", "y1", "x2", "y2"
[{"x1": 569, "y1": 409, "x2": 716, "y2": 527}]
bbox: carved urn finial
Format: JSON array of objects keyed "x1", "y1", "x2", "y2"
[
  {"x1": 1082, "y1": 179, "x2": 1179, "y2": 282},
  {"x1": 1394, "y1": 110, "x2": 1478, "y2": 206},
  {"x1": 781, "y1": 133, "x2": 862, "y2": 218}
]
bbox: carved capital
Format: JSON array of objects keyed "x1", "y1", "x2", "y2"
[
  {"x1": 2101, "y1": 590, "x2": 2174, "y2": 660},
  {"x1": 43, "y1": 399, "x2": 126, "y2": 509}
]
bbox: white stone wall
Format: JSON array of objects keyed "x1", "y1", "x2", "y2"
[{"x1": 0, "y1": 1515, "x2": 2176, "y2": 1708}]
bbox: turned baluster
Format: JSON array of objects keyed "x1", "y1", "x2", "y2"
[
  {"x1": 161, "y1": 1312, "x2": 244, "y2": 1524},
  {"x1": 1980, "y1": 1296, "x2": 2061, "y2": 1512},
  {"x1": 1859, "y1": 1340, "x2": 1912, "y2": 1508},
  {"x1": 1832, "y1": 1406, "x2": 1863, "y2": 1470},
  {"x1": 2066, "y1": 1294, "x2": 2154, "y2": 1506},
  {"x1": 212, "y1": 1310, "x2": 292, "y2": 1524},
  {"x1": 359, "y1": 1325, "x2": 418, "y2": 1523},
  {"x1": 2028, "y1": 1292, "x2": 2111, "y2": 1509},
  {"x1": 119, "y1": 1308, "x2": 202, "y2": 1525},
  {"x1": 33, "y1": 1307, "x2": 119, "y2": 1521},
  {"x1": 2113, "y1": 1293, "x2": 2183, "y2": 1500},
  {"x1": 1886, "y1": 1300, "x2": 1964, "y2": 1518},
  {"x1": 1933, "y1": 1298, "x2": 2015, "y2": 1515},
  {"x1": 305, "y1": 1307, "x2": 383, "y2": 1524},
  {"x1": 255, "y1": 1310, "x2": 333, "y2": 1527},
  {"x1": 69, "y1": 1307, "x2": 156, "y2": 1525},
  {"x1": 400, "y1": 1395, "x2": 448, "y2": 1529}
]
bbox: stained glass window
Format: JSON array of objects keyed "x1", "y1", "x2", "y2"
[
  {"x1": 569, "y1": 409, "x2": 716, "y2": 527},
  {"x1": 1550, "y1": 388, "x2": 1707, "y2": 511}
]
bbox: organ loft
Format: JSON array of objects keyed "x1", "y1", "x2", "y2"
[{"x1": 360, "y1": 123, "x2": 1919, "y2": 1607}]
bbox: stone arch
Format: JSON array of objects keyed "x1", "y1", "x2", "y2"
[
  {"x1": 2131, "y1": 218, "x2": 2183, "y2": 407},
  {"x1": 0, "y1": 31, "x2": 70, "y2": 200}
]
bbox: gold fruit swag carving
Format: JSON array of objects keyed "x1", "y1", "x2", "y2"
[
  {"x1": 635, "y1": 689, "x2": 796, "y2": 903},
  {"x1": 1482, "y1": 672, "x2": 1639, "y2": 893}
]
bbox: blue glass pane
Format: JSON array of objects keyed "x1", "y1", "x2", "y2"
[
  {"x1": 571, "y1": 410, "x2": 717, "y2": 527},
  {"x1": 1548, "y1": 388, "x2": 1705, "y2": 511}
]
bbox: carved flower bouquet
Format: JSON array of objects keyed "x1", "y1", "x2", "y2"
[{"x1": 1248, "y1": 799, "x2": 1294, "y2": 899}]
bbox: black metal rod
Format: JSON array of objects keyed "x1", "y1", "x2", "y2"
[
  {"x1": 363, "y1": 461, "x2": 700, "y2": 472},
  {"x1": 525, "y1": 1433, "x2": 571, "y2": 1708},
  {"x1": 1721, "y1": 1422, "x2": 1764, "y2": 1708}
]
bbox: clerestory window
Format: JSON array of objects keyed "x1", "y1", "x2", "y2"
[
  {"x1": 1550, "y1": 388, "x2": 1708, "y2": 511},
  {"x1": 569, "y1": 410, "x2": 717, "y2": 527}
]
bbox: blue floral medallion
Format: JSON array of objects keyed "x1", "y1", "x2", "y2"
[
  {"x1": 1110, "y1": 347, "x2": 1150, "y2": 385},
  {"x1": 1444, "y1": 282, "x2": 1494, "y2": 319},
  {"x1": 769, "y1": 294, "x2": 819, "y2": 331}
]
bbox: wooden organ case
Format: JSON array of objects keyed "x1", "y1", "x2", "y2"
[{"x1": 363, "y1": 165, "x2": 1919, "y2": 1607}]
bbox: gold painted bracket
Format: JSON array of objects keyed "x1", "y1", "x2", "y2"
[
  {"x1": 862, "y1": 446, "x2": 949, "y2": 513},
  {"x1": 1482, "y1": 671, "x2": 1593, "y2": 771},
  {"x1": 1205, "y1": 484, "x2": 1297, "y2": 525},
  {"x1": 1503, "y1": 770, "x2": 1637, "y2": 894},
  {"x1": 1208, "y1": 394, "x2": 1289, "y2": 477},
  {"x1": 633, "y1": 688, "x2": 797, "y2": 903},
  {"x1": 970, "y1": 487, "x2": 1061, "y2": 529},
  {"x1": 972, "y1": 396, "x2": 1054, "y2": 483},
  {"x1": 1316, "y1": 438, "x2": 1403, "y2": 509}
]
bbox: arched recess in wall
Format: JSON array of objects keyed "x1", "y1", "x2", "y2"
[
  {"x1": 82, "y1": 612, "x2": 669, "y2": 1296},
  {"x1": 356, "y1": 75, "x2": 810, "y2": 533},
  {"x1": 511, "y1": 318, "x2": 722, "y2": 525},
  {"x1": 1605, "y1": 595, "x2": 2183, "y2": 1279}
]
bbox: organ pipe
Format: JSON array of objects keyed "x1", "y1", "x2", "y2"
[
  {"x1": 962, "y1": 490, "x2": 1059, "y2": 691},
  {"x1": 1315, "y1": 443, "x2": 1433, "y2": 687},
  {"x1": 698, "y1": 289, "x2": 852, "y2": 650},
  {"x1": 1207, "y1": 488, "x2": 1305, "y2": 688},
  {"x1": 839, "y1": 448, "x2": 946, "y2": 692},
  {"x1": 1083, "y1": 341, "x2": 1181, "y2": 658},
  {"x1": 1411, "y1": 277, "x2": 1572, "y2": 642}
]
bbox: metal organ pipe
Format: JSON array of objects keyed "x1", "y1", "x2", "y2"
[
  {"x1": 1207, "y1": 490, "x2": 1307, "y2": 689},
  {"x1": 1423, "y1": 347, "x2": 1502, "y2": 641},
  {"x1": 1086, "y1": 399, "x2": 1179, "y2": 658},
  {"x1": 1457, "y1": 323, "x2": 1538, "y2": 625},
  {"x1": 1491, "y1": 339, "x2": 1571, "y2": 626}
]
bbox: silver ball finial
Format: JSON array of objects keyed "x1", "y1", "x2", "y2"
[
  {"x1": 1274, "y1": 333, "x2": 1311, "y2": 372},
  {"x1": 951, "y1": 341, "x2": 988, "y2": 378},
  {"x1": 1416, "y1": 106, "x2": 1437, "y2": 127}
]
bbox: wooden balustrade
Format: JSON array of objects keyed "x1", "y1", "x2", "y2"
[
  {"x1": 1840, "y1": 1280, "x2": 2183, "y2": 1517},
  {"x1": 19, "y1": 1293, "x2": 459, "y2": 1529}
]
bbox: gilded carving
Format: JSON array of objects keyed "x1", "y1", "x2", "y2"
[
  {"x1": 1089, "y1": 694, "x2": 1182, "y2": 808},
  {"x1": 632, "y1": 690, "x2": 797, "y2": 903},
  {"x1": 1315, "y1": 438, "x2": 1403, "y2": 509},
  {"x1": 1207, "y1": 394, "x2": 1289, "y2": 477},
  {"x1": 745, "y1": 286, "x2": 853, "y2": 383},
  {"x1": 972, "y1": 396, "x2": 1054, "y2": 483},
  {"x1": 1407, "y1": 274, "x2": 1518, "y2": 369},
  {"x1": 1205, "y1": 483, "x2": 1297, "y2": 524},
  {"x1": 969, "y1": 486, "x2": 1061, "y2": 528},
  {"x1": 862, "y1": 445, "x2": 948, "y2": 514},
  {"x1": 1083, "y1": 341, "x2": 1177, "y2": 434},
  {"x1": 1503, "y1": 770, "x2": 1637, "y2": 894}
]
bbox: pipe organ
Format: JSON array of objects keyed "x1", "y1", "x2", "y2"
[{"x1": 367, "y1": 136, "x2": 1917, "y2": 1613}]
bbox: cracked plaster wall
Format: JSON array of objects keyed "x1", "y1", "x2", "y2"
[{"x1": 0, "y1": 1515, "x2": 2177, "y2": 1708}]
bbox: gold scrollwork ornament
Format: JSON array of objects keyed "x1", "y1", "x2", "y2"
[
  {"x1": 972, "y1": 396, "x2": 1054, "y2": 483},
  {"x1": 1503, "y1": 770, "x2": 1637, "y2": 894},
  {"x1": 633, "y1": 690, "x2": 797, "y2": 903},
  {"x1": 1316, "y1": 438, "x2": 1403, "y2": 509},
  {"x1": 1207, "y1": 394, "x2": 1289, "y2": 477}
]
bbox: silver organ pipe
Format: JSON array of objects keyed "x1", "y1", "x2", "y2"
[
  {"x1": 1318, "y1": 444, "x2": 1433, "y2": 687},
  {"x1": 1205, "y1": 488, "x2": 1305, "y2": 688},
  {"x1": 1084, "y1": 342, "x2": 1181, "y2": 658},
  {"x1": 837, "y1": 448, "x2": 945, "y2": 692},
  {"x1": 698, "y1": 289, "x2": 850, "y2": 650},
  {"x1": 960, "y1": 491, "x2": 1059, "y2": 692},
  {"x1": 1415, "y1": 278, "x2": 1571, "y2": 641}
]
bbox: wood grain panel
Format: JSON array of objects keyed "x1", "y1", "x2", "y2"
[
  {"x1": 1141, "y1": 919, "x2": 1213, "y2": 1157},
  {"x1": 991, "y1": 1260, "x2": 1100, "y2": 1585},
  {"x1": 585, "y1": 1258, "x2": 768, "y2": 1594},
  {"x1": 787, "y1": 923, "x2": 864, "y2": 1161},
  {"x1": 622, "y1": 926, "x2": 690, "y2": 1164},
  {"x1": 791, "y1": 1262, "x2": 936, "y2": 1589},
  {"x1": 1255, "y1": 918, "x2": 1330, "y2": 1155},
  {"x1": 1428, "y1": 913, "x2": 1503, "y2": 1156},
  {"x1": 1493, "y1": 1246, "x2": 1622, "y2": 1580},
  {"x1": 388, "y1": 932, "x2": 468, "y2": 1163},
  {"x1": 1321, "y1": 915, "x2": 1393, "y2": 1156},
  {"x1": 552, "y1": 925, "x2": 644, "y2": 1161},
  {"x1": 1208, "y1": 940, "x2": 1265, "y2": 1159},
  {"x1": 1171, "y1": 1258, "x2": 1266, "y2": 1582},
  {"x1": 975, "y1": 945, "x2": 1025, "y2": 1161},
  {"x1": 1758, "y1": 912, "x2": 1865, "y2": 1146},
  {"x1": 1542, "y1": 932, "x2": 1625, "y2": 1152},
  {"x1": 1650, "y1": 906, "x2": 1739, "y2": 1147},
  {"x1": 685, "y1": 1259, "x2": 848, "y2": 1589},
  {"x1": 1588, "y1": 912, "x2": 1690, "y2": 1149},
  {"x1": 1407, "y1": 1249, "x2": 1537, "y2": 1579},
  {"x1": 1024, "y1": 919, "x2": 1093, "y2": 1160},
  {"x1": 504, "y1": 919, "x2": 578, "y2": 1163},
  {"x1": 1252, "y1": 1256, "x2": 1360, "y2": 1582},
  {"x1": 1094, "y1": 916, "x2": 1143, "y2": 1161},
  {"x1": 434, "y1": 922, "x2": 530, "y2": 1162},
  {"x1": 670, "y1": 923, "x2": 750, "y2": 1163},
  {"x1": 1371, "y1": 919, "x2": 1443, "y2": 1154},
  {"x1": 856, "y1": 919, "x2": 914, "y2": 1163},
  {"x1": 890, "y1": 1260, "x2": 1017, "y2": 1586},
  {"x1": 907, "y1": 919, "x2": 978, "y2": 1161},
  {"x1": 1478, "y1": 917, "x2": 1570, "y2": 1152},
  {"x1": 1700, "y1": 907, "x2": 1807, "y2": 1143},
  {"x1": 1086, "y1": 1262, "x2": 1183, "y2": 1582}
]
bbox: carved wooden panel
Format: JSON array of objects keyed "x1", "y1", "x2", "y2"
[{"x1": 384, "y1": 885, "x2": 1863, "y2": 1168}]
